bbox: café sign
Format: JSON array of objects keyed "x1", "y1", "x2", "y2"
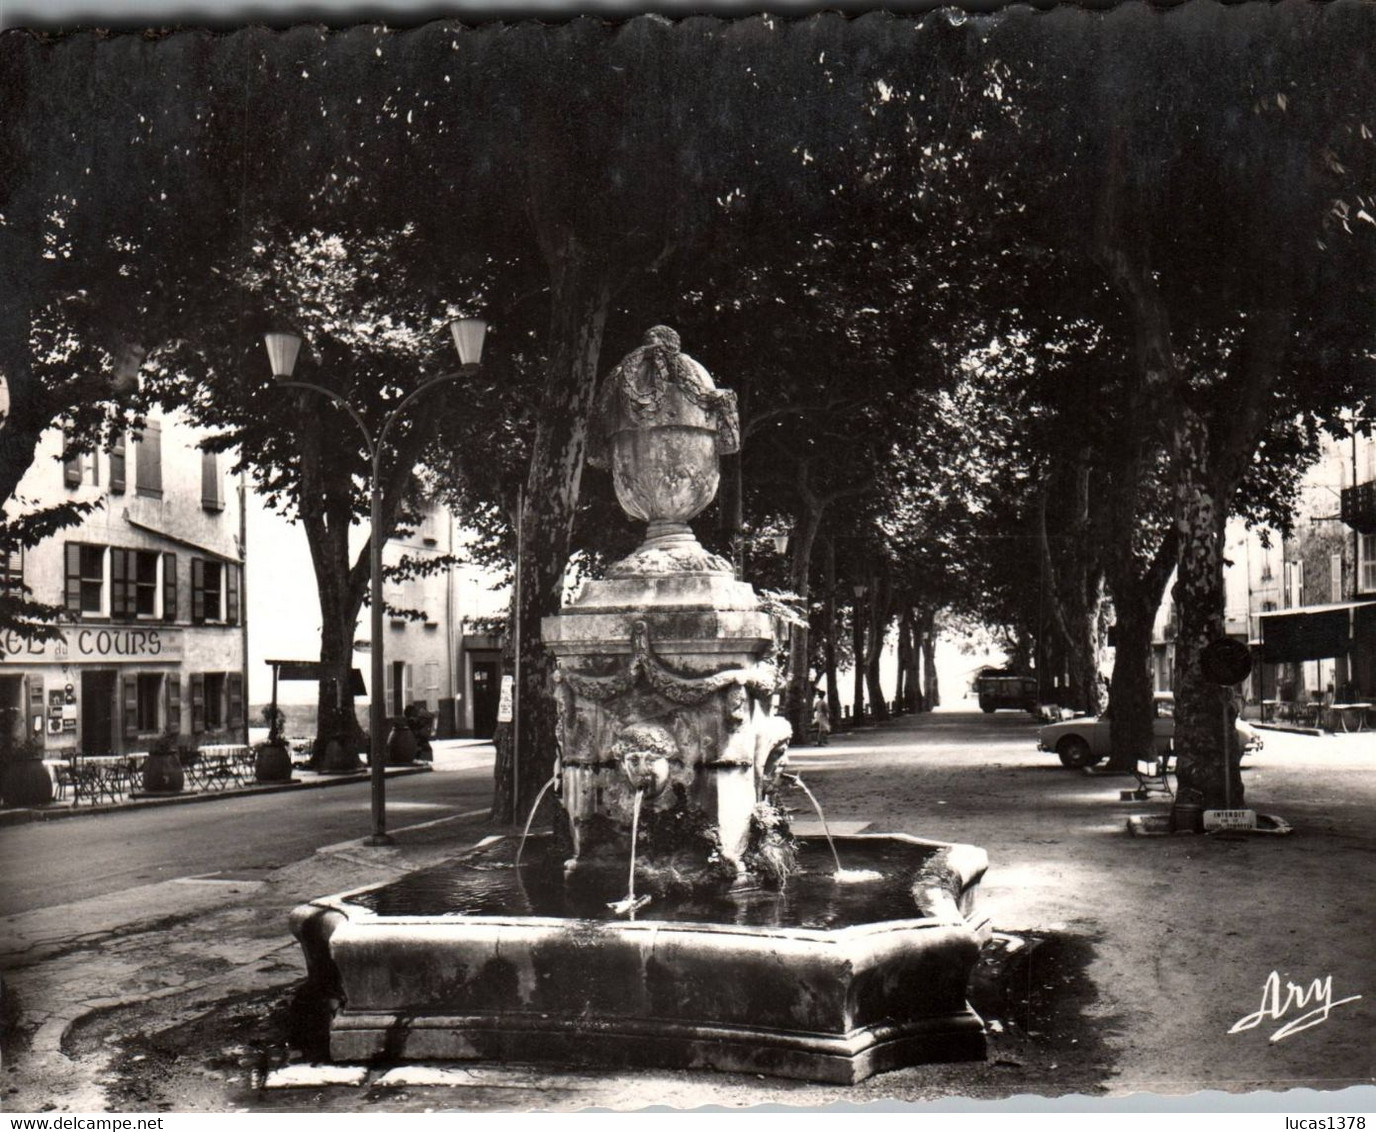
[{"x1": 0, "y1": 626, "x2": 184, "y2": 664}]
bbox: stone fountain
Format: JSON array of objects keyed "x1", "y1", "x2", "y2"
[{"x1": 291, "y1": 326, "x2": 992, "y2": 1084}]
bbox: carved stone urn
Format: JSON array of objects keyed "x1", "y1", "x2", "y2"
[
  {"x1": 545, "y1": 327, "x2": 790, "y2": 893},
  {"x1": 587, "y1": 325, "x2": 741, "y2": 577}
]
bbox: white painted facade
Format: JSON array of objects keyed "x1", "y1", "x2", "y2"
[{"x1": 1, "y1": 411, "x2": 247, "y2": 755}]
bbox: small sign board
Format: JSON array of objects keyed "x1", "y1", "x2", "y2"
[
  {"x1": 1201, "y1": 638, "x2": 1253, "y2": 686},
  {"x1": 497, "y1": 675, "x2": 515, "y2": 723},
  {"x1": 1204, "y1": 808, "x2": 1257, "y2": 832}
]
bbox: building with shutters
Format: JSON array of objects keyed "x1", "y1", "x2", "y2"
[
  {"x1": 0, "y1": 410, "x2": 247, "y2": 756},
  {"x1": 374, "y1": 499, "x2": 506, "y2": 739}
]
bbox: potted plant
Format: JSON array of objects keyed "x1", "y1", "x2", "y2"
[
  {"x1": 254, "y1": 704, "x2": 293, "y2": 783},
  {"x1": 142, "y1": 728, "x2": 186, "y2": 794},
  {"x1": 404, "y1": 702, "x2": 435, "y2": 763},
  {"x1": 0, "y1": 734, "x2": 53, "y2": 807},
  {"x1": 385, "y1": 711, "x2": 419, "y2": 766}
]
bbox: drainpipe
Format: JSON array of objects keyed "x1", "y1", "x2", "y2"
[
  {"x1": 446, "y1": 506, "x2": 456, "y2": 738},
  {"x1": 239, "y1": 470, "x2": 249, "y2": 745}
]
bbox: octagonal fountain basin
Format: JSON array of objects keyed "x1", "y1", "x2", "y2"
[{"x1": 290, "y1": 833, "x2": 991, "y2": 1085}]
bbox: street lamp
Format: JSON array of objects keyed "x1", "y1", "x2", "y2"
[{"x1": 264, "y1": 317, "x2": 487, "y2": 846}]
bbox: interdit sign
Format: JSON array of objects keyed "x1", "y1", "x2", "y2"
[{"x1": 0, "y1": 627, "x2": 184, "y2": 663}]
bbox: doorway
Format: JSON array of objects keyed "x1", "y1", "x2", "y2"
[
  {"x1": 81, "y1": 670, "x2": 116, "y2": 754},
  {"x1": 471, "y1": 660, "x2": 500, "y2": 739},
  {"x1": 0, "y1": 675, "x2": 23, "y2": 754}
]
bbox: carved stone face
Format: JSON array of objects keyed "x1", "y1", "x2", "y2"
[{"x1": 610, "y1": 722, "x2": 677, "y2": 797}]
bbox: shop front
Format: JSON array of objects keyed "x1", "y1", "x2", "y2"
[{"x1": 0, "y1": 625, "x2": 244, "y2": 756}]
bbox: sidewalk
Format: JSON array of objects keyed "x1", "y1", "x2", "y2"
[
  {"x1": 0, "y1": 739, "x2": 495, "y2": 828},
  {"x1": 1, "y1": 714, "x2": 1371, "y2": 1111}
]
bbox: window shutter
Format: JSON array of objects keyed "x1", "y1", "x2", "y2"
[
  {"x1": 65, "y1": 544, "x2": 83, "y2": 612},
  {"x1": 227, "y1": 672, "x2": 244, "y2": 728},
  {"x1": 190, "y1": 673, "x2": 205, "y2": 733},
  {"x1": 226, "y1": 563, "x2": 240, "y2": 625},
  {"x1": 63, "y1": 428, "x2": 82, "y2": 487},
  {"x1": 384, "y1": 664, "x2": 394, "y2": 717},
  {"x1": 166, "y1": 675, "x2": 181, "y2": 733},
  {"x1": 162, "y1": 553, "x2": 177, "y2": 622},
  {"x1": 109, "y1": 434, "x2": 126, "y2": 494},
  {"x1": 201, "y1": 449, "x2": 224, "y2": 511},
  {"x1": 123, "y1": 674, "x2": 139, "y2": 738},
  {"x1": 1331, "y1": 553, "x2": 1344, "y2": 603},
  {"x1": 135, "y1": 422, "x2": 163, "y2": 497},
  {"x1": 404, "y1": 663, "x2": 413, "y2": 709},
  {"x1": 110, "y1": 548, "x2": 129, "y2": 618},
  {"x1": 191, "y1": 557, "x2": 205, "y2": 624}
]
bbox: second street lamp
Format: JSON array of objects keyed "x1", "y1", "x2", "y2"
[{"x1": 264, "y1": 317, "x2": 487, "y2": 846}]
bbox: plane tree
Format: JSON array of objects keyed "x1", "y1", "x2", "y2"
[{"x1": 973, "y1": 1, "x2": 1376, "y2": 802}]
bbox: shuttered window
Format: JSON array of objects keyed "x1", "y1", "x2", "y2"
[
  {"x1": 109, "y1": 434, "x2": 126, "y2": 494},
  {"x1": 134, "y1": 551, "x2": 158, "y2": 617},
  {"x1": 191, "y1": 558, "x2": 205, "y2": 623},
  {"x1": 137, "y1": 674, "x2": 162, "y2": 733},
  {"x1": 123, "y1": 674, "x2": 139, "y2": 738},
  {"x1": 134, "y1": 422, "x2": 162, "y2": 499},
  {"x1": 111, "y1": 548, "x2": 131, "y2": 618},
  {"x1": 201, "y1": 449, "x2": 224, "y2": 512},
  {"x1": 192, "y1": 559, "x2": 232, "y2": 624},
  {"x1": 227, "y1": 672, "x2": 244, "y2": 729},
  {"x1": 226, "y1": 563, "x2": 240, "y2": 625},
  {"x1": 190, "y1": 673, "x2": 205, "y2": 733},
  {"x1": 163, "y1": 553, "x2": 177, "y2": 622},
  {"x1": 0, "y1": 550, "x2": 23, "y2": 597},
  {"x1": 166, "y1": 675, "x2": 181, "y2": 733},
  {"x1": 204, "y1": 673, "x2": 226, "y2": 730},
  {"x1": 65, "y1": 544, "x2": 107, "y2": 615}
]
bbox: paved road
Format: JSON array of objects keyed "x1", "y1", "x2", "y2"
[{"x1": 0, "y1": 747, "x2": 497, "y2": 916}]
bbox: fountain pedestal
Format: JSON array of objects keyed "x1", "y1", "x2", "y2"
[
  {"x1": 290, "y1": 326, "x2": 992, "y2": 1084},
  {"x1": 542, "y1": 564, "x2": 792, "y2": 892}
]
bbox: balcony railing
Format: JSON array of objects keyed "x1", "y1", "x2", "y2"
[{"x1": 1340, "y1": 480, "x2": 1376, "y2": 534}]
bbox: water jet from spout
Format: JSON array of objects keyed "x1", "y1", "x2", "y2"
[
  {"x1": 515, "y1": 776, "x2": 557, "y2": 870},
  {"x1": 784, "y1": 773, "x2": 881, "y2": 882},
  {"x1": 608, "y1": 786, "x2": 652, "y2": 918}
]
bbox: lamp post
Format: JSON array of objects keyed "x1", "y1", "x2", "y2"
[{"x1": 264, "y1": 317, "x2": 487, "y2": 846}]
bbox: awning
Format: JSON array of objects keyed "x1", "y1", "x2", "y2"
[{"x1": 1260, "y1": 601, "x2": 1376, "y2": 663}]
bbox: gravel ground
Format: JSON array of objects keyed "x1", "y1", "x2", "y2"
[{"x1": 3, "y1": 709, "x2": 1373, "y2": 1112}]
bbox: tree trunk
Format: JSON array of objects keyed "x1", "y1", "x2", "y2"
[
  {"x1": 921, "y1": 622, "x2": 939, "y2": 711},
  {"x1": 1101, "y1": 520, "x2": 1176, "y2": 770},
  {"x1": 1171, "y1": 409, "x2": 1241, "y2": 809},
  {"x1": 784, "y1": 502, "x2": 824, "y2": 740},
  {"x1": 314, "y1": 581, "x2": 364, "y2": 772},
  {"x1": 823, "y1": 538, "x2": 841, "y2": 728},
  {"x1": 851, "y1": 601, "x2": 865, "y2": 725},
  {"x1": 864, "y1": 573, "x2": 890, "y2": 722},
  {"x1": 493, "y1": 247, "x2": 612, "y2": 825},
  {"x1": 1037, "y1": 466, "x2": 1105, "y2": 716},
  {"x1": 895, "y1": 608, "x2": 912, "y2": 715}
]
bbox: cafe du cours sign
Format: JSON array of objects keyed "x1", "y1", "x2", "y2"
[{"x1": 0, "y1": 626, "x2": 184, "y2": 664}]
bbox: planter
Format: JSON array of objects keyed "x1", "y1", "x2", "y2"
[
  {"x1": 142, "y1": 750, "x2": 185, "y2": 794},
  {"x1": 386, "y1": 722, "x2": 418, "y2": 766},
  {"x1": 317, "y1": 736, "x2": 362, "y2": 775},
  {"x1": 255, "y1": 740, "x2": 294, "y2": 783},
  {"x1": 1, "y1": 758, "x2": 54, "y2": 807}
]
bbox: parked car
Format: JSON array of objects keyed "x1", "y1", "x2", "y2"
[
  {"x1": 1037, "y1": 692, "x2": 1262, "y2": 768},
  {"x1": 975, "y1": 671, "x2": 1039, "y2": 715}
]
